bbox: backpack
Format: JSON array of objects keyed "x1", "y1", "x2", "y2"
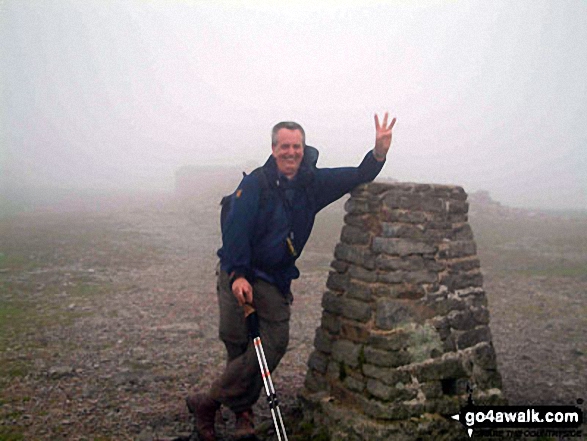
[{"x1": 220, "y1": 145, "x2": 320, "y2": 235}]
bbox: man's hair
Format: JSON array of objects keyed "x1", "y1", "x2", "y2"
[{"x1": 271, "y1": 121, "x2": 305, "y2": 147}]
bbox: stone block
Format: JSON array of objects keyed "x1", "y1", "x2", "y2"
[
  {"x1": 472, "y1": 306, "x2": 490, "y2": 325},
  {"x1": 437, "y1": 240, "x2": 476, "y2": 259},
  {"x1": 412, "y1": 355, "x2": 466, "y2": 382},
  {"x1": 380, "y1": 223, "x2": 425, "y2": 240},
  {"x1": 447, "y1": 258, "x2": 480, "y2": 272},
  {"x1": 372, "y1": 238, "x2": 437, "y2": 256},
  {"x1": 308, "y1": 351, "x2": 329, "y2": 374},
  {"x1": 376, "y1": 270, "x2": 405, "y2": 284},
  {"x1": 375, "y1": 299, "x2": 414, "y2": 329},
  {"x1": 334, "y1": 243, "x2": 376, "y2": 269},
  {"x1": 341, "y1": 225, "x2": 371, "y2": 245},
  {"x1": 447, "y1": 309, "x2": 476, "y2": 330},
  {"x1": 343, "y1": 375, "x2": 365, "y2": 393},
  {"x1": 362, "y1": 399, "x2": 409, "y2": 420},
  {"x1": 363, "y1": 347, "x2": 411, "y2": 368},
  {"x1": 348, "y1": 264, "x2": 378, "y2": 283},
  {"x1": 472, "y1": 365, "x2": 503, "y2": 390},
  {"x1": 346, "y1": 281, "x2": 372, "y2": 301},
  {"x1": 451, "y1": 223, "x2": 474, "y2": 240},
  {"x1": 362, "y1": 364, "x2": 411, "y2": 385},
  {"x1": 440, "y1": 271, "x2": 484, "y2": 291},
  {"x1": 469, "y1": 342, "x2": 498, "y2": 370},
  {"x1": 345, "y1": 198, "x2": 370, "y2": 214},
  {"x1": 381, "y1": 207, "x2": 428, "y2": 224},
  {"x1": 421, "y1": 381, "x2": 443, "y2": 399},
  {"x1": 330, "y1": 259, "x2": 349, "y2": 273},
  {"x1": 340, "y1": 321, "x2": 370, "y2": 343},
  {"x1": 304, "y1": 369, "x2": 327, "y2": 392},
  {"x1": 314, "y1": 328, "x2": 334, "y2": 354},
  {"x1": 405, "y1": 270, "x2": 438, "y2": 284},
  {"x1": 368, "y1": 330, "x2": 410, "y2": 351},
  {"x1": 321, "y1": 311, "x2": 341, "y2": 334},
  {"x1": 447, "y1": 200, "x2": 469, "y2": 215},
  {"x1": 326, "y1": 271, "x2": 349, "y2": 292},
  {"x1": 376, "y1": 255, "x2": 425, "y2": 271},
  {"x1": 344, "y1": 213, "x2": 371, "y2": 229},
  {"x1": 456, "y1": 326, "x2": 492, "y2": 350},
  {"x1": 366, "y1": 379, "x2": 415, "y2": 402},
  {"x1": 341, "y1": 298, "x2": 372, "y2": 322},
  {"x1": 331, "y1": 340, "x2": 362, "y2": 369},
  {"x1": 322, "y1": 291, "x2": 343, "y2": 315}
]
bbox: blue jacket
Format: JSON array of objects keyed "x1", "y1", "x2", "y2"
[{"x1": 217, "y1": 149, "x2": 385, "y2": 295}]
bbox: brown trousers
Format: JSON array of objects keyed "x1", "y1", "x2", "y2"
[{"x1": 209, "y1": 270, "x2": 292, "y2": 413}]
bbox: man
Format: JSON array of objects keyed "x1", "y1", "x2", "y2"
[{"x1": 187, "y1": 113, "x2": 396, "y2": 440}]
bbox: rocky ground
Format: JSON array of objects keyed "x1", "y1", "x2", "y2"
[{"x1": 0, "y1": 190, "x2": 586, "y2": 440}]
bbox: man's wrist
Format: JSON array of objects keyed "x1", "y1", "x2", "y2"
[{"x1": 373, "y1": 148, "x2": 386, "y2": 162}]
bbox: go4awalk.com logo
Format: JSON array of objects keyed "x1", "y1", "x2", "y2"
[{"x1": 450, "y1": 401, "x2": 584, "y2": 438}]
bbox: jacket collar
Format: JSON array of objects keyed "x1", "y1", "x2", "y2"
[{"x1": 262, "y1": 155, "x2": 313, "y2": 187}]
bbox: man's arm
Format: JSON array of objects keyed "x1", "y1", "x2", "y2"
[
  {"x1": 221, "y1": 174, "x2": 260, "y2": 305},
  {"x1": 314, "y1": 112, "x2": 397, "y2": 211}
]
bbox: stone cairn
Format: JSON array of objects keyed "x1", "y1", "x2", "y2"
[{"x1": 300, "y1": 182, "x2": 505, "y2": 440}]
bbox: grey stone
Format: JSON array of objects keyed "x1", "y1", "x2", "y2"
[
  {"x1": 314, "y1": 328, "x2": 334, "y2": 354},
  {"x1": 472, "y1": 306, "x2": 490, "y2": 325},
  {"x1": 372, "y1": 238, "x2": 437, "y2": 256},
  {"x1": 456, "y1": 326, "x2": 492, "y2": 350},
  {"x1": 345, "y1": 198, "x2": 370, "y2": 214},
  {"x1": 375, "y1": 299, "x2": 414, "y2": 329},
  {"x1": 368, "y1": 330, "x2": 410, "y2": 351},
  {"x1": 447, "y1": 258, "x2": 480, "y2": 272},
  {"x1": 308, "y1": 351, "x2": 329, "y2": 374},
  {"x1": 381, "y1": 208, "x2": 428, "y2": 224},
  {"x1": 321, "y1": 311, "x2": 341, "y2": 334},
  {"x1": 438, "y1": 240, "x2": 476, "y2": 259},
  {"x1": 362, "y1": 364, "x2": 411, "y2": 385},
  {"x1": 344, "y1": 375, "x2": 365, "y2": 393},
  {"x1": 412, "y1": 355, "x2": 466, "y2": 382},
  {"x1": 341, "y1": 298, "x2": 372, "y2": 322},
  {"x1": 447, "y1": 200, "x2": 469, "y2": 215},
  {"x1": 451, "y1": 223, "x2": 474, "y2": 240},
  {"x1": 322, "y1": 291, "x2": 343, "y2": 315},
  {"x1": 334, "y1": 243, "x2": 376, "y2": 269},
  {"x1": 405, "y1": 270, "x2": 438, "y2": 284},
  {"x1": 363, "y1": 347, "x2": 411, "y2": 368},
  {"x1": 447, "y1": 309, "x2": 476, "y2": 330},
  {"x1": 440, "y1": 271, "x2": 483, "y2": 291},
  {"x1": 376, "y1": 255, "x2": 425, "y2": 271},
  {"x1": 330, "y1": 259, "x2": 349, "y2": 273},
  {"x1": 331, "y1": 340, "x2": 362, "y2": 369},
  {"x1": 346, "y1": 281, "x2": 372, "y2": 301},
  {"x1": 341, "y1": 225, "x2": 371, "y2": 245},
  {"x1": 421, "y1": 381, "x2": 443, "y2": 399},
  {"x1": 376, "y1": 270, "x2": 405, "y2": 284},
  {"x1": 348, "y1": 264, "x2": 378, "y2": 283},
  {"x1": 326, "y1": 271, "x2": 349, "y2": 292},
  {"x1": 380, "y1": 223, "x2": 425, "y2": 240}
]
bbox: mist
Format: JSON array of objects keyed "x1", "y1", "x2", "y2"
[{"x1": 1, "y1": 0, "x2": 586, "y2": 211}]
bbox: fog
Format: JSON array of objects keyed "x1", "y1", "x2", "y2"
[{"x1": 1, "y1": 0, "x2": 586, "y2": 210}]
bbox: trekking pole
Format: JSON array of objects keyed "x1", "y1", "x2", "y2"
[{"x1": 243, "y1": 303, "x2": 289, "y2": 441}]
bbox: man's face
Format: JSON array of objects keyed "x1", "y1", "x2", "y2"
[{"x1": 272, "y1": 128, "x2": 304, "y2": 179}]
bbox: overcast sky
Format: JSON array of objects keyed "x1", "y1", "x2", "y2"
[{"x1": 1, "y1": 0, "x2": 586, "y2": 209}]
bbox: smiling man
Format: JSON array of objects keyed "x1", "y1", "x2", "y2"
[{"x1": 187, "y1": 114, "x2": 396, "y2": 441}]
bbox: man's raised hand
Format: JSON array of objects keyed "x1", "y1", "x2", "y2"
[{"x1": 374, "y1": 112, "x2": 397, "y2": 161}]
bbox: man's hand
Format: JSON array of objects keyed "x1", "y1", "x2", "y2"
[
  {"x1": 232, "y1": 277, "x2": 253, "y2": 306},
  {"x1": 374, "y1": 112, "x2": 397, "y2": 161}
]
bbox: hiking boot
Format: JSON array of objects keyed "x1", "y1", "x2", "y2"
[
  {"x1": 186, "y1": 393, "x2": 220, "y2": 441},
  {"x1": 234, "y1": 408, "x2": 255, "y2": 439}
]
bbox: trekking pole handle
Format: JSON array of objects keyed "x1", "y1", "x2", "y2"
[{"x1": 243, "y1": 303, "x2": 260, "y2": 338}]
